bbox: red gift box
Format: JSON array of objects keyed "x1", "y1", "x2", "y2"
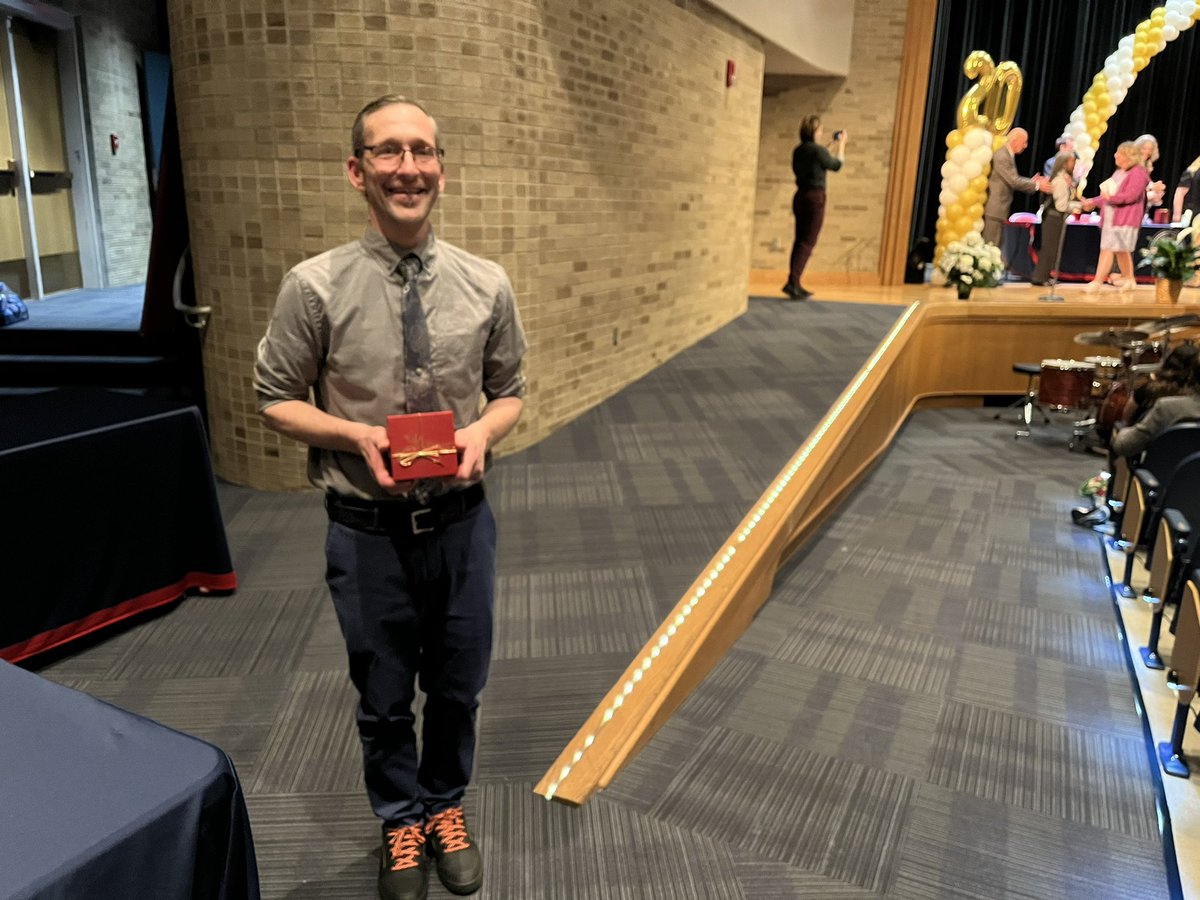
[{"x1": 387, "y1": 411, "x2": 458, "y2": 481}]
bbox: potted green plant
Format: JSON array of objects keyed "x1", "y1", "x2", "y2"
[
  {"x1": 935, "y1": 231, "x2": 1003, "y2": 299},
  {"x1": 1138, "y1": 226, "x2": 1198, "y2": 305}
]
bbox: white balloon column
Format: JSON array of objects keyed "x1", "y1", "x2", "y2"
[
  {"x1": 1061, "y1": 0, "x2": 1200, "y2": 185},
  {"x1": 934, "y1": 52, "x2": 1023, "y2": 268}
]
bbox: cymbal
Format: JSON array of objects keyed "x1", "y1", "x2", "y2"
[
  {"x1": 1073, "y1": 329, "x2": 1147, "y2": 347},
  {"x1": 1135, "y1": 314, "x2": 1200, "y2": 336}
]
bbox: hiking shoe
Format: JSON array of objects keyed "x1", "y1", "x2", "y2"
[
  {"x1": 425, "y1": 806, "x2": 483, "y2": 895},
  {"x1": 379, "y1": 823, "x2": 428, "y2": 900}
]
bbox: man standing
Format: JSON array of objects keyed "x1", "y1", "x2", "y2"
[
  {"x1": 983, "y1": 127, "x2": 1050, "y2": 257},
  {"x1": 254, "y1": 95, "x2": 527, "y2": 900}
]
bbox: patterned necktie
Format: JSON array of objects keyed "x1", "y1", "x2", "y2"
[{"x1": 398, "y1": 253, "x2": 437, "y2": 413}]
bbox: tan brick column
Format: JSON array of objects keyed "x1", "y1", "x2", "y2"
[{"x1": 167, "y1": 0, "x2": 764, "y2": 490}]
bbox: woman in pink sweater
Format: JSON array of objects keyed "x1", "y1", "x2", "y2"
[{"x1": 1081, "y1": 141, "x2": 1150, "y2": 292}]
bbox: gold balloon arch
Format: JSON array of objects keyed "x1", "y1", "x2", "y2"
[
  {"x1": 933, "y1": 0, "x2": 1200, "y2": 267},
  {"x1": 1061, "y1": 0, "x2": 1200, "y2": 183}
]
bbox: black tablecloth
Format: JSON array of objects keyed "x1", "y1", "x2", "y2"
[
  {"x1": 0, "y1": 660, "x2": 259, "y2": 899},
  {"x1": 1004, "y1": 219, "x2": 1182, "y2": 283},
  {"x1": 0, "y1": 389, "x2": 236, "y2": 661}
]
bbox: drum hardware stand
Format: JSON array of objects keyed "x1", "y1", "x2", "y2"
[
  {"x1": 1037, "y1": 211, "x2": 1070, "y2": 302},
  {"x1": 996, "y1": 363, "x2": 1048, "y2": 430}
]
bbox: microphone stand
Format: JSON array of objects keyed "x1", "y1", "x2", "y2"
[{"x1": 1039, "y1": 209, "x2": 1070, "y2": 303}]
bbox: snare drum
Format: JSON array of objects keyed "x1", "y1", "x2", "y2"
[
  {"x1": 1084, "y1": 354, "x2": 1123, "y2": 399},
  {"x1": 1084, "y1": 355, "x2": 1122, "y2": 380},
  {"x1": 1038, "y1": 359, "x2": 1095, "y2": 410}
]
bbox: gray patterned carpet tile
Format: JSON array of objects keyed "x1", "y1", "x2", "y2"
[
  {"x1": 630, "y1": 503, "x2": 746, "y2": 566},
  {"x1": 925, "y1": 700, "x2": 1159, "y2": 840},
  {"x1": 493, "y1": 566, "x2": 660, "y2": 660},
  {"x1": 890, "y1": 783, "x2": 1166, "y2": 900},
  {"x1": 679, "y1": 656, "x2": 944, "y2": 782},
  {"x1": 949, "y1": 643, "x2": 1144, "y2": 739},
  {"x1": 958, "y1": 596, "x2": 1127, "y2": 670},
  {"x1": 477, "y1": 653, "x2": 636, "y2": 781},
  {"x1": 474, "y1": 785, "x2": 747, "y2": 900},
  {"x1": 493, "y1": 507, "x2": 645, "y2": 571},
  {"x1": 770, "y1": 570, "x2": 974, "y2": 639},
  {"x1": 773, "y1": 609, "x2": 959, "y2": 697},
  {"x1": 650, "y1": 727, "x2": 914, "y2": 892},
  {"x1": 244, "y1": 793, "x2": 378, "y2": 900},
  {"x1": 615, "y1": 458, "x2": 766, "y2": 509},
  {"x1": 99, "y1": 586, "x2": 326, "y2": 680},
  {"x1": 488, "y1": 461, "x2": 626, "y2": 510},
  {"x1": 608, "y1": 421, "x2": 729, "y2": 463},
  {"x1": 728, "y1": 856, "x2": 884, "y2": 900},
  {"x1": 249, "y1": 670, "x2": 363, "y2": 796},
  {"x1": 29, "y1": 301, "x2": 1175, "y2": 898}
]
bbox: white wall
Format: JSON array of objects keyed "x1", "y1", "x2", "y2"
[{"x1": 706, "y1": 0, "x2": 854, "y2": 76}]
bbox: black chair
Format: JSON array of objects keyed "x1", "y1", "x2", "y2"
[
  {"x1": 1160, "y1": 570, "x2": 1200, "y2": 778},
  {"x1": 1139, "y1": 455, "x2": 1200, "y2": 668},
  {"x1": 1115, "y1": 424, "x2": 1200, "y2": 597}
]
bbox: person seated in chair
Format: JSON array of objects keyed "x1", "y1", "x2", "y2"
[
  {"x1": 1121, "y1": 344, "x2": 1200, "y2": 427},
  {"x1": 1111, "y1": 347, "x2": 1200, "y2": 459}
]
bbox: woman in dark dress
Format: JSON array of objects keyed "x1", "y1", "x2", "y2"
[{"x1": 784, "y1": 115, "x2": 847, "y2": 300}]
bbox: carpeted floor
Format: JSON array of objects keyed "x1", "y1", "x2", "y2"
[{"x1": 35, "y1": 297, "x2": 1172, "y2": 898}]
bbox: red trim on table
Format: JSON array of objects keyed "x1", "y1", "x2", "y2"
[{"x1": 1, "y1": 571, "x2": 238, "y2": 664}]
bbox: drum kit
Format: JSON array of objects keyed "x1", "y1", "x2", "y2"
[{"x1": 1016, "y1": 314, "x2": 1200, "y2": 448}]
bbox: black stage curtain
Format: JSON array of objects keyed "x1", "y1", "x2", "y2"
[{"x1": 910, "y1": 0, "x2": 1200, "y2": 259}]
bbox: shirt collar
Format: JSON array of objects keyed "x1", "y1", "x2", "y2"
[{"x1": 360, "y1": 228, "x2": 438, "y2": 279}]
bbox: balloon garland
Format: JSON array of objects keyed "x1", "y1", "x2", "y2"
[
  {"x1": 934, "y1": 52, "x2": 1023, "y2": 266},
  {"x1": 1061, "y1": 0, "x2": 1199, "y2": 184}
]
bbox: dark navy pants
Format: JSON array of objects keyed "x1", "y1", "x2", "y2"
[{"x1": 324, "y1": 498, "x2": 496, "y2": 827}]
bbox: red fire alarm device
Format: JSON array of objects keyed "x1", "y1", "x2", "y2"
[{"x1": 726, "y1": 59, "x2": 736, "y2": 87}]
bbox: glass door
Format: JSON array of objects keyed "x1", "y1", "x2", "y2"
[{"x1": 0, "y1": 13, "x2": 82, "y2": 299}]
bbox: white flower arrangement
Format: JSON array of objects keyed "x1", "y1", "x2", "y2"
[{"x1": 936, "y1": 231, "x2": 1004, "y2": 291}]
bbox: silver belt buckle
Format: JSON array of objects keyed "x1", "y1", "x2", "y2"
[{"x1": 411, "y1": 507, "x2": 435, "y2": 535}]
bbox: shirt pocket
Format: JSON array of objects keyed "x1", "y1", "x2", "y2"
[{"x1": 433, "y1": 329, "x2": 485, "y2": 393}]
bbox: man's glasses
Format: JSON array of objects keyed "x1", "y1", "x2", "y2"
[{"x1": 360, "y1": 144, "x2": 445, "y2": 168}]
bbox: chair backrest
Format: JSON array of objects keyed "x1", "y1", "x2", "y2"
[
  {"x1": 1164, "y1": 454, "x2": 1200, "y2": 527},
  {"x1": 1171, "y1": 573, "x2": 1200, "y2": 694},
  {"x1": 1140, "y1": 422, "x2": 1200, "y2": 482}
]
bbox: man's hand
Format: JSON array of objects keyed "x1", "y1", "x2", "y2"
[
  {"x1": 453, "y1": 420, "x2": 491, "y2": 484},
  {"x1": 356, "y1": 423, "x2": 406, "y2": 495},
  {"x1": 1034, "y1": 175, "x2": 1051, "y2": 193}
]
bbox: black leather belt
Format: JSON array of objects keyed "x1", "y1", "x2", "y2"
[{"x1": 325, "y1": 484, "x2": 484, "y2": 536}]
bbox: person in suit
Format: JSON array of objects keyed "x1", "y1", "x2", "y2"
[{"x1": 983, "y1": 128, "x2": 1050, "y2": 263}]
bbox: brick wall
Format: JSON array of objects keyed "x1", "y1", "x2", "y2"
[
  {"x1": 752, "y1": 0, "x2": 909, "y2": 282},
  {"x1": 166, "y1": 0, "x2": 765, "y2": 490},
  {"x1": 53, "y1": 0, "x2": 162, "y2": 286}
]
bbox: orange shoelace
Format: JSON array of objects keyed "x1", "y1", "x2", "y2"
[
  {"x1": 426, "y1": 807, "x2": 471, "y2": 853},
  {"x1": 384, "y1": 824, "x2": 425, "y2": 871}
]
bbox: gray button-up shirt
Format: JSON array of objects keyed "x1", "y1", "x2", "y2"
[{"x1": 254, "y1": 228, "x2": 527, "y2": 500}]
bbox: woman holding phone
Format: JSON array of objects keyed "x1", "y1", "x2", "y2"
[{"x1": 784, "y1": 115, "x2": 847, "y2": 300}]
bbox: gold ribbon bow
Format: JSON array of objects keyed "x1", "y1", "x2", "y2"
[{"x1": 391, "y1": 445, "x2": 457, "y2": 468}]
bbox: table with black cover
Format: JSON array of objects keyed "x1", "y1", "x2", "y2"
[
  {"x1": 1004, "y1": 218, "x2": 1182, "y2": 282},
  {"x1": 0, "y1": 659, "x2": 259, "y2": 899},
  {"x1": 0, "y1": 388, "x2": 237, "y2": 661}
]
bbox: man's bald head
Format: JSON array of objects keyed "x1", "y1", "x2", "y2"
[{"x1": 1007, "y1": 128, "x2": 1029, "y2": 154}]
